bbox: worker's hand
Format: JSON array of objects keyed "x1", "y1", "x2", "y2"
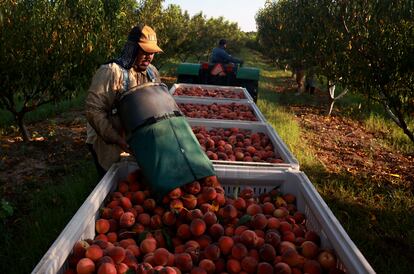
[
  {"x1": 239, "y1": 60, "x2": 244, "y2": 67},
  {"x1": 117, "y1": 139, "x2": 131, "y2": 153}
]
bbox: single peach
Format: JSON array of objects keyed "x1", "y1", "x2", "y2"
[
  {"x1": 154, "y1": 248, "x2": 170, "y2": 266},
  {"x1": 240, "y1": 230, "x2": 258, "y2": 247},
  {"x1": 73, "y1": 240, "x2": 89, "y2": 258},
  {"x1": 282, "y1": 249, "x2": 305, "y2": 268},
  {"x1": 190, "y1": 218, "x2": 207, "y2": 237},
  {"x1": 119, "y1": 212, "x2": 135, "y2": 228},
  {"x1": 85, "y1": 244, "x2": 103, "y2": 262},
  {"x1": 97, "y1": 262, "x2": 117, "y2": 274},
  {"x1": 218, "y1": 236, "x2": 234, "y2": 255},
  {"x1": 199, "y1": 259, "x2": 216, "y2": 274},
  {"x1": 257, "y1": 262, "x2": 273, "y2": 274},
  {"x1": 174, "y1": 253, "x2": 193, "y2": 272},
  {"x1": 246, "y1": 204, "x2": 262, "y2": 215},
  {"x1": 177, "y1": 223, "x2": 192, "y2": 239},
  {"x1": 208, "y1": 223, "x2": 224, "y2": 240},
  {"x1": 76, "y1": 257, "x2": 95, "y2": 274},
  {"x1": 317, "y1": 250, "x2": 337, "y2": 270},
  {"x1": 303, "y1": 259, "x2": 322, "y2": 274},
  {"x1": 162, "y1": 211, "x2": 177, "y2": 226},
  {"x1": 259, "y1": 243, "x2": 276, "y2": 263},
  {"x1": 226, "y1": 258, "x2": 241, "y2": 274},
  {"x1": 203, "y1": 211, "x2": 218, "y2": 226},
  {"x1": 241, "y1": 256, "x2": 258, "y2": 274},
  {"x1": 96, "y1": 219, "x2": 110, "y2": 234},
  {"x1": 140, "y1": 237, "x2": 157, "y2": 254},
  {"x1": 231, "y1": 242, "x2": 248, "y2": 260},
  {"x1": 301, "y1": 241, "x2": 319, "y2": 259},
  {"x1": 204, "y1": 243, "x2": 221, "y2": 261},
  {"x1": 273, "y1": 262, "x2": 292, "y2": 274}
]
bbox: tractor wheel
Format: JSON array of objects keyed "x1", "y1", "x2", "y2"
[{"x1": 240, "y1": 80, "x2": 259, "y2": 103}]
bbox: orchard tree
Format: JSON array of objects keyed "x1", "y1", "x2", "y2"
[
  {"x1": 256, "y1": 0, "x2": 414, "y2": 143},
  {"x1": 320, "y1": 0, "x2": 414, "y2": 142},
  {"x1": 0, "y1": 0, "x2": 136, "y2": 141}
]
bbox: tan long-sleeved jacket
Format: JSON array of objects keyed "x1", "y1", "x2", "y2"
[{"x1": 85, "y1": 62, "x2": 160, "y2": 170}]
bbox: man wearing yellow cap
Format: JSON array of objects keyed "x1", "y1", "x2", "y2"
[
  {"x1": 85, "y1": 25, "x2": 164, "y2": 177},
  {"x1": 86, "y1": 25, "x2": 215, "y2": 196}
]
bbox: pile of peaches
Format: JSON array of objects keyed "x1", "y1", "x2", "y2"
[
  {"x1": 178, "y1": 102, "x2": 258, "y2": 121},
  {"x1": 192, "y1": 126, "x2": 283, "y2": 164},
  {"x1": 174, "y1": 87, "x2": 246, "y2": 99},
  {"x1": 66, "y1": 170, "x2": 344, "y2": 274}
]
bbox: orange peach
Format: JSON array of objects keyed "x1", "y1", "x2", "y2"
[
  {"x1": 226, "y1": 258, "x2": 241, "y2": 274},
  {"x1": 190, "y1": 218, "x2": 206, "y2": 236},
  {"x1": 97, "y1": 262, "x2": 117, "y2": 274},
  {"x1": 174, "y1": 253, "x2": 193, "y2": 272},
  {"x1": 85, "y1": 244, "x2": 103, "y2": 262},
  {"x1": 199, "y1": 259, "x2": 216, "y2": 274},
  {"x1": 76, "y1": 258, "x2": 95, "y2": 274},
  {"x1": 154, "y1": 248, "x2": 171, "y2": 266},
  {"x1": 96, "y1": 219, "x2": 110, "y2": 234},
  {"x1": 301, "y1": 241, "x2": 319, "y2": 259},
  {"x1": 119, "y1": 212, "x2": 135, "y2": 228},
  {"x1": 140, "y1": 237, "x2": 157, "y2": 254},
  {"x1": 317, "y1": 250, "x2": 337, "y2": 270},
  {"x1": 218, "y1": 236, "x2": 234, "y2": 255}
]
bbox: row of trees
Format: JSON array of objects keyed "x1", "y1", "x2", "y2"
[
  {"x1": 256, "y1": 0, "x2": 414, "y2": 143},
  {"x1": 0, "y1": 0, "x2": 246, "y2": 141}
]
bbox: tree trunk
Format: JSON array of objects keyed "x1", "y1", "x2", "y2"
[
  {"x1": 382, "y1": 99, "x2": 414, "y2": 144},
  {"x1": 16, "y1": 114, "x2": 30, "y2": 142}
]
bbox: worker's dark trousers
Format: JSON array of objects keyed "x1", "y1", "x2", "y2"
[{"x1": 87, "y1": 143, "x2": 106, "y2": 180}]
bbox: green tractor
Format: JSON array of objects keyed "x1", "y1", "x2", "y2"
[{"x1": 176, "y1": 62, "x2": 260, "y2": 102}]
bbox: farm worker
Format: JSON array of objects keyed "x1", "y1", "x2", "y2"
[
  {"x1": 210, "y1": 39, "x2": 244, "y2": 66},
  {"x1": 85, "y1": 25, "x2": 215, "y2": 196},
  {"x1": 305, "y1": 67, "x2": 317, "y2": 95},
  {"x1": 294, "y1": 64, "x2": 305, "y2": 94},
  {"x1": 85, "y1": 25, "x2": 162, "y2": 178}
]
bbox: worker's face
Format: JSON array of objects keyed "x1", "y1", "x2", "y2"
[{"x1": 134, "y1": 48, "x2": 155, "y2": 71}]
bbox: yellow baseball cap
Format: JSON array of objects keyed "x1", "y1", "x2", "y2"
[{"x1": 138, "y1": 25, "x2": 163, "y2": 53}]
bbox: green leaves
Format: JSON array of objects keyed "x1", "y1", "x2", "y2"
[{"x1": 256, "y1": 0, "x2": 414, "y2": 143}]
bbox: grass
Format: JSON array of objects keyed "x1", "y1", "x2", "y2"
[
  {"x1": 364, "y1": 113, "x2": 414, "y2": 154},
  {"x1": 0, "y1": 161, "x2": 98, "y2": 274}
]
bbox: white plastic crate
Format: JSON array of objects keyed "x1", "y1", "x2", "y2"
[
  {"x1": 169, "y1": 83, "x2": 254, "y2": 102},
  {"x1": 32, "y1": 160, "x2": 375, "y2": 274},
  {"x1": 175, "y1": 96, "x2": 267, "y2": 123},
  {"x1": 188, "y1": 119, "x2": 300, "y2": 170},
  {"x1": 213, "y1": 165, "x2": 375, "y2": 274}
]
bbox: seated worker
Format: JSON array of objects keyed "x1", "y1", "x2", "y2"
[
  {"x1": 86, "y1": 25, "x2": 215, "y2": 197},
  {"x1": 210, "y1": 39, "x2": 243, "y2": 66}
]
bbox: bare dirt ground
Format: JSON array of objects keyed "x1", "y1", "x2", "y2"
[
  {"x1": 279, "y1": 77, "x2": 413, "y2": 191},
  {"x1": 1, "y1": 77, "x2": 413, "y2": 215}
]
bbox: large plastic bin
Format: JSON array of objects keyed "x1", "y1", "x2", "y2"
[
  {"x1": 188, "y1": 119, "x2": 300, "y2": 170},
  {"x1": 169, "y1": 83, "x2": 254, "y2": 102},
  {"x1": 175, "y1": 96, "x2": 267, "y2": 123},
  {"x1": 32, "y1": 160, "x2": 375, "y2": 274}
]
